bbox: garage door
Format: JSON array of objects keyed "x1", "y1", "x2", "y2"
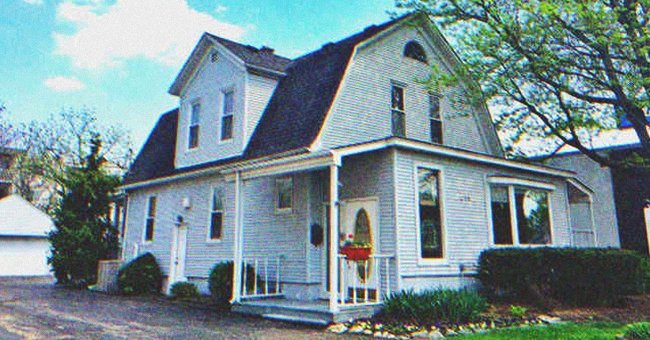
[{"x1": 0, "y1": 238, "x2": 51, "y2": 276}]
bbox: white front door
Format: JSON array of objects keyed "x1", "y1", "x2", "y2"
[
  {"x1": 340, "y1": 198, "x2": 379, "y2": 301},
  {"x1": 168, "y1": 223, "x2": 188, "y2": 290}
]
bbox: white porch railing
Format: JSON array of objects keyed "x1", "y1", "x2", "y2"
[
  {"x1": 241, "y1": 256, "x2": 283, "y2": 299},
  {"x1": 337, "y1": 254, "x2": 394, "y2": 306}
]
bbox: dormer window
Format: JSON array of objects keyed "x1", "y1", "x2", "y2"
[
  {"x1": 188, "y1": 103, "x2": 200, "y2": 149},
  {"x1": 404, "y1": 41, "x2": 427, "y2": 63},
  {"x1": 221, "y1": 90, "x2": 234, "y2": 141}
]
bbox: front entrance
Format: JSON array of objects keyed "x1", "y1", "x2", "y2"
[
  {"x1": 340, "y1": 198, "x2": 379, "y2": 301},
  {"x1": 168, "y1": 222, "x2": 188, "y2": 292}
]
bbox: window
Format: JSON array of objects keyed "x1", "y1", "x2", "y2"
[
  {"x1": 209, "y1": 188, "x2": 224, "y2": 240},
  {"x1": 221, "y1": 90, "x2": 234, "y2": 141},
  {"x1": 275, "y1": 177, "x2": 293, "y2": 212},
  {"x1": 417, "y1": 167, "x2": 443, "y2": 259},
  {"x1": 489, "y1": 184, "x2": 552, "y2": 246},
  {"x1": 429, "y1": 94, "x2": 443, "y2": 144},
  {"x1": 391, "y1": 85, "x2": 405, "y2": 137},
  {"x1": 144, "y1": 196, "x2": 156, "y2": 242},
  {"x1": 188, "y1": 103, "x2": 200, "y2": 149},
  {"x1": 404, "y1": 41, "x2": 427, "y2": 63}
]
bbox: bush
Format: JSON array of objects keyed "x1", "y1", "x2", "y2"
[
  {"x1": 380, "y1": 289, "x2": 488, "y2": 325},
  {"x1": 118, "y1": 253, "x2": 163, "y2": 295},
  {"x1": 478, "y1": 247, "x2": 646, "y2": 306},
  {"x1": 624, "y1": 322, "x2": 650, "y2": 340},
  {"x1": 509, "y1": 305, "x2": 528, "y2": 318},
  {"x1": 208, "y1": 261, "x2": 258, "y2": 305},
  {"x1": 170, "y1": 282, "x2": 199, "y2": 300}
]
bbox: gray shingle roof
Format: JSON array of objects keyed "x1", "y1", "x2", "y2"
[{"x1": 124, "y1": 15, "x2": 410, "y2": 185}]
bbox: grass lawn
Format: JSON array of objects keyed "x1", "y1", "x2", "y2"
[{"x1": 462, "y1": 322, "x2": 626, "y2": 339}]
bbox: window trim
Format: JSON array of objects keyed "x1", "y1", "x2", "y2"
[
  {"x1": 428, "y1": 92, "x2": 443, "y2": 144},
  {"x1": 413, "y1": 162, "x2": 447, "y2": 265},
  {"x1": 187, "y1": 100, "x2": 201, "y2": 151},
  {"x1": 220, "y1": 88, "x2": 235, "y2": 143},
  {"x1": 143, "y1": 195, "x2": 157, "y2": 244},
  {"x1": 274, "y1": 176, "x2": 294, "y2": 214},
  {"x1": 206, "y1": 187, "x2": 224, "y2": 243},
  {"x1": 391, "y1": 82, "x2": 406, "y2": 137},
  {"x1": 486, "y1": 177, "x2": 555, "y2": 247}
]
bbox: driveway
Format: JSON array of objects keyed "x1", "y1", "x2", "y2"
[{"x1": 0, "y1": 278, "x2": 354, "y2": 339}]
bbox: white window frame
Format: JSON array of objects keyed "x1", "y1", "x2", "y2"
[
  {"x1": 413, "y1": 162, "x2": 447, "y2": 265},
  {"x1": 187, "y1": 101, "x2": 201, "y2": 150},
  {"x1": 486, "y1": 177, "x2": 555, "y2": 247},
  {"x1": 220, "y1": 88, "x2": 235, "y2": 142},
  {"x1": 275, "y1": 176, "x2": 294, "y2": 214},
  {"x1": 428, "y1": 92, "x2": 443, "y2": 144},
  {"x1": 207, "y1": 187, "x2": 224, "y2": 243},
  {"x1": 391, "y1": 82, "x2": 406, "y2": 137},
  {"x1": 143, "y1": 195, "x2": 156, "y2": 244}
]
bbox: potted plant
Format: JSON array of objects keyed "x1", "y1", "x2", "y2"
[{"x1": 339, "y1": 233, "x2": 372, "y2": 261}]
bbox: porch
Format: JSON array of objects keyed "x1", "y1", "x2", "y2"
[{"x1": 226, "y1": 149, "x2": 397, "y2": 322}]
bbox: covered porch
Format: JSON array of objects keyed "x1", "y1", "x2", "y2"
[{"x1": 225, "y1": 148, "x2": 397, "y2": 322}]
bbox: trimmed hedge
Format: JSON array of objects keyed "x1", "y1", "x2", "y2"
[
  {"x1": 118, "y1": 253, "x2": 163, "y2": 295},
  {"x1": 380, "y1": 289, "x2": 488, "y2": 325},
  {"x1": 208, "y1": 261, "x2": 258, "y2": 305},
  {"x1": 170, "y1": 281, "x2": 199, "y2": 300},
  {"x1": 478, "y1": 247, "x2": 646, "y2": 306}
]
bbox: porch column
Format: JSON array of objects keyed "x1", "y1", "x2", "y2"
[
  {"x1": 231, "y1": 171, "x2": 243, "y2": 303},
  {"x1": 328, "y1": 164, "x2": 340, "y2": 312}
]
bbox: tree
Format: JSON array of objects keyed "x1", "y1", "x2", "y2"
[
  {"x1": 397, "y1": 1, "x2": 650, "y2": 167},
  {"x1": 0, "y1": 102, "x2": 20, "y2": 148},
  {"x1": 48, "y1": 136, "x2": 121, "y2": 287},
  {"x1": 15, "y1": 108, "x2": 133, "y2": 210}
]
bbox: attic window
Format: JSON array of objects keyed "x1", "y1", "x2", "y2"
[
  {"x1": 210, "y1": 52, "x2": 219, "y2": 63},
  {"x1": 404, "y1": 41, "x2": 427, "y2": 63}
]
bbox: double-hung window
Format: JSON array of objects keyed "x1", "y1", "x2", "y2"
[
  {"x1": 489, "y1": 184, "x2": 552, "y2": 246},
  {"x1": 144, "y1": 196, "x2": 156, "y2": 242},
  {"x1": 209, "y1": 188, "x2": 224, "y2": 240},
  {"x1": 391, "y1": 85, "x2": 405, "y2": 137},
  {"x1": 221, "y1": 90, "x2": 234, "y2": 141},
  {"x1": 417, "y1": 167, "x2": 443, "y2": 259},
  {"x1": 275, "y1": 177, "x2": 293, "y2": 213},
  {"x1": 429, "y1": 94, "x2": 443, "y2": 144},
  {"x1": 188, "y1": 103, "x2": 200, "y2": 149}
]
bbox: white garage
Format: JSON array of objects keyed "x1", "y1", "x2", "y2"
[{"x1": 0, "y1": 195, "x2": 54, "y2": 277}]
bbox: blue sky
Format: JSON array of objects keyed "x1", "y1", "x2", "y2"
[{"x1": 0, "y1": 0, "x2": 398, "y2": 150}]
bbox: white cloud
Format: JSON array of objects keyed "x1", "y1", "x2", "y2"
[
  {"x1": 43, "y1": 76, "x2": 86, "y2": 92},
  {"x1": 53, "y1": 0, "x2": 247, "y2": 70},
  {"x1": 214, "y1": 4, "x2": 227, "y2": 14},
  {"x1": 22, "y1": 0, "x2": 43, "y2": 5}
]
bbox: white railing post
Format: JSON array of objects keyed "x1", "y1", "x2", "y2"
[
  {"x1": 364, "y1": 260, "x2": 369, "y2": 303},
  {"x1": 385, "y1": 258, "x2": 390, "y2": 299},
  {"x1": 339, "y1": 256, "x2": 346, "y2": 305},
  {"x1": 254, "y1": 258, "x2": 259, "y2": 295},
  {"x1": 328, "y1": 164, "x2": 340, "y2": 312},
  {"x1": 374, "y1": 256, "x2": 380, "y2": 303},
  {"x1": 242, "y1": 259, "x2": 248, "y2": 297},
  {"x1": 264, "y1": 257, "x2": 269, "y2": 295},
  {"x1": 276, "y1": 256, "x2": 281, "y2": 294}
]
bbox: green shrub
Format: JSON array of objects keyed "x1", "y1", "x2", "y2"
[
  {"x1": 170, "y1": 282, "x2": 199, "y2": 300},
  {"x1": 380, "y1": 289, "x2": 488, "y2": 325},
  {"x1": 509, "y1": 305, "x2": 528, "y2": 318},
  {"x1": 118, "y1": 253, "x2": 163, "y2": 295},
  {"x1": 624, "y1": 322, "x2": 650, "y2": 340},
  {"x1": 208, "y1": 261, "x2": 259, "y2": 305},
  {"x1": 478, "y1": 247, "x2": 646, "y2": 306}
]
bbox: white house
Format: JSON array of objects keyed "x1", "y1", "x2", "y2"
[
  {"x1": 120, "y1": 13, "x2": 614, "y2": 323},
  {"x1": 0, "y1": 194, "x2": 54, "y2": 277}
]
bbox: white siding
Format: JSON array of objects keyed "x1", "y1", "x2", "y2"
[
  {"x1": 315, "y1": 25, "x2": 494, "y2": 155},
  {"x1": 394, "y1": 149, "x2": 572, "y2": 283},
  {"x1": 546, "y1": 154, "x2": 621, "y2": 247},
  {"x1": 245, "y1": 74, "x2": 278, "y2": 145},
  {"x1": 175, "y1": 51, "x2": 247, "y2": 168},
  {"x1": 0, "y1": 238, "x2": 51, "y2": 276},
  {"x1": 123, "y1": 175, "x2": 235, "y2": 278}
]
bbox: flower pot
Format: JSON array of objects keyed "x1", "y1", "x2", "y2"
[{"x1": 340, "y1": 246, "x2": 372, "y2": 261}]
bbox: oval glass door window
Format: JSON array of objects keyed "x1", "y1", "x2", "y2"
[{"x1": 354, "y1": 208, "x2": 372, "y2": 282}]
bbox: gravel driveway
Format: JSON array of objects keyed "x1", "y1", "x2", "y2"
[{"x1": 0, "y1": 277, "x2": 355, "y2": 339}]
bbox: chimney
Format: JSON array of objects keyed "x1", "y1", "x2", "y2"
[{"x1": 259, "y1": 46, "x2": 275, "y2": 55}]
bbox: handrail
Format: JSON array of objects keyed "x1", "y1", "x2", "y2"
[{"x1": 337, "y1": 254, "x2": 395, "y2": 306}]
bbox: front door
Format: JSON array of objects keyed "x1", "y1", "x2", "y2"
[
  {"x1": 340, "y1": 198, "x2": 379, "y2": 301},
  {"x1": 168, "y1": 223, "x2": 188, "y2": 291}
]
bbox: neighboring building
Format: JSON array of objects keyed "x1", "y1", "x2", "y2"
[
  {"x1": 0, "y1": 194, "x2": 54, "y2": 277},
  {"x1": 0, "y1": 147, "x2": 19, "y2": 198},
  {"x1": 545, "y1": 122, "x2": 650, "y2": 254},
  {"x1": 120, "y1": 13, "x2": 608, "y2": 323}
]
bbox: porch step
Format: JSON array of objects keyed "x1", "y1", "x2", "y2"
[{"x1": 262, "y1": 313, "x2": 329, "y2": 326}]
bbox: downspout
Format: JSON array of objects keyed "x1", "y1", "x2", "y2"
[{"x1": 231, "y1": 171, "x2": 243, "y2": 303}]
